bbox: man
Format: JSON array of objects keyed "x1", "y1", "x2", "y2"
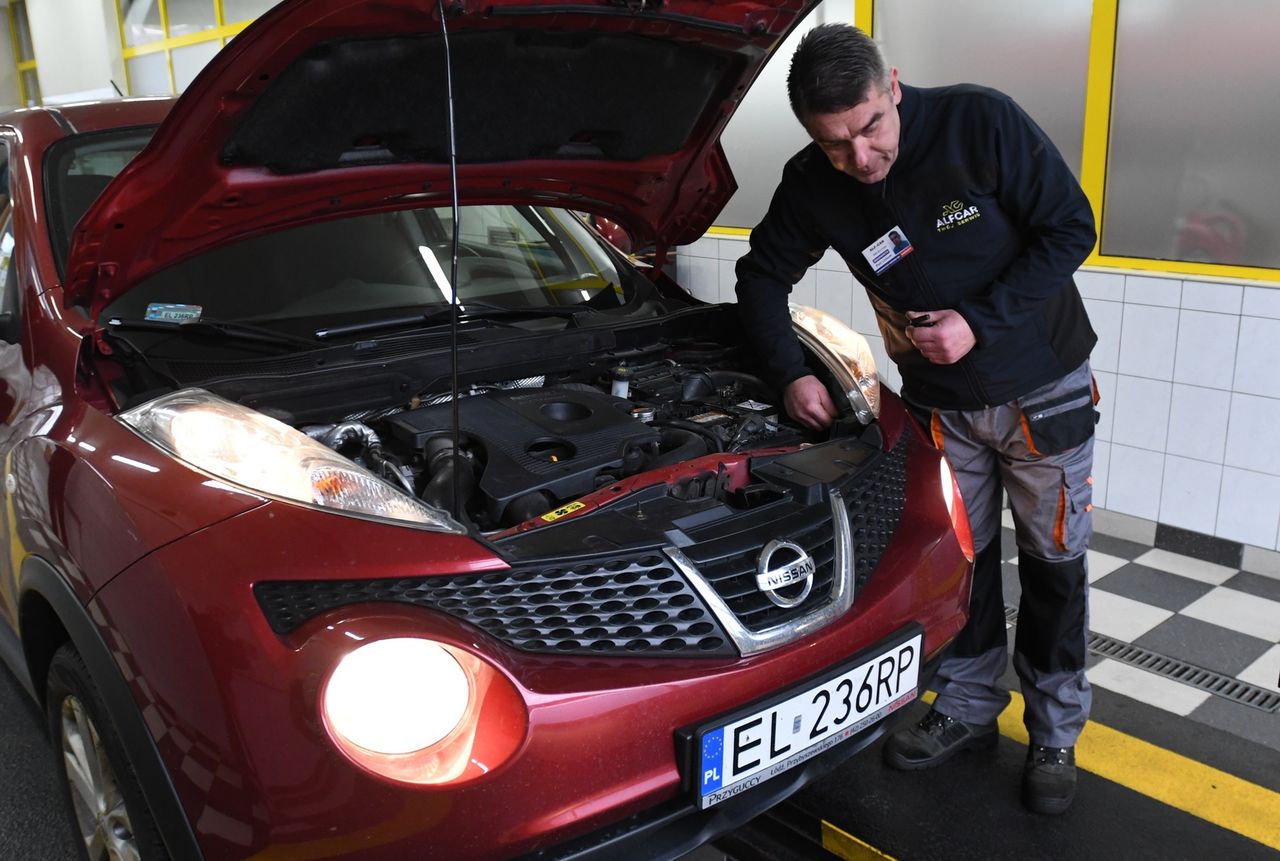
[{"x1": 734, "y1": 24, "x2": 1098, "y2": 815}]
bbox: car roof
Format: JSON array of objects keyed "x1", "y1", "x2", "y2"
[{"x1": 1, "y1": 98, "x2": 175, "y2": 135}]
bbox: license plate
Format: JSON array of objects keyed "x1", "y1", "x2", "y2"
[{"x1": 694, "y1": 631, "x2": 921, "y2": 808}]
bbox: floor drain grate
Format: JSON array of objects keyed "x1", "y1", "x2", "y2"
[{"x1": 1004, "y1": 606, "x2": 1280, "y2": 713}]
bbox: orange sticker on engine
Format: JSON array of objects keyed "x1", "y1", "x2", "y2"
[{"x1": 541, "y1": 501, "x2": 586, "y2": 522}]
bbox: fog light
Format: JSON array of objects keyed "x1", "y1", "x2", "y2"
[
  {"x1": 324, "y1": 639, "x2": 469, "y2": 755},
  {"x1": 321, "y1": 636, "x2": 527, "y2": 786}
]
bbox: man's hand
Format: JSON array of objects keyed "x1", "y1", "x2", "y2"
[
  {"x1": 907, "y1": 309, "x2": 976, "y2": 364},
  {"x1": 784, "y1": 375, "x2": 837, "y2": 430}
]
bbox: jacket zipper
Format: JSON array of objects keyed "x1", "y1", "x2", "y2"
[{"x1": 881, "y1": 175, "x2": 991, "y2": 407}]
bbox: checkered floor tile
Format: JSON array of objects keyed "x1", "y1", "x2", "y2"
[{"x1": 998, "y1": 526, "x2": 1280, "y2": 750}]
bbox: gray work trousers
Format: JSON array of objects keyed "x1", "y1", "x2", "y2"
[{"x1": 918, "y1": 361, "x2": 1096, "y2": 748}]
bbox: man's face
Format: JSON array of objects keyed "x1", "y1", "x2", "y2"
[{"x1": 803, "y1": 68, "x2": 902, "y2": 184}]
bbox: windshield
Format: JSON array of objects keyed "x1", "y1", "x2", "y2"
[
  {"x1": 46, "y1": 127, "x2": 157, "y2": 268},
  {"x1": 46, "y1": 129, "x2": 639, "y2": 331},
  {"x1": 100, "y1": 203, "x2": 634, "y2": 329}
]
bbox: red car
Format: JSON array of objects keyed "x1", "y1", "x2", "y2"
[{"x1": 0, "y1": 1, "x2": 972, "y2": 859}]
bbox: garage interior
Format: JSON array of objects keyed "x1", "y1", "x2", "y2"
[{"x1": 0, "y1": 0, "x2": 1276, "y2": 859}]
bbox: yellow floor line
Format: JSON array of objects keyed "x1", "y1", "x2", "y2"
[
  {"x1": 942, "y1": 689, "x2": 1280, "y2": 850},
  {"x1": 823, "y1": 692, "x2": 1280, "y2": 858},
  {"x1": 821, "y1": 820, "x2": 899, "y2": 860}
]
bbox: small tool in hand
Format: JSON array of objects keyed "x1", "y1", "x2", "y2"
[{"x1": 908, "y1": 313, "x2": 936, "y2": 328}]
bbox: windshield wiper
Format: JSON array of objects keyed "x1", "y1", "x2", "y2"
[
  {"x1": 313, "y1": 302, "x2": 593, "y2": 340},
  {"x1": 106, "y1": 317, "x2": 320, "y2": 349}
]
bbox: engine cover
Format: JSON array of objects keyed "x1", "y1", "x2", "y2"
[{"x1": 388, "y1": 387, "x2": 660, "y2": 518}]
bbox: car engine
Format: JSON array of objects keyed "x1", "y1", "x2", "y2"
[{"x1": 299, "y1": 357, "x2": 808, "y2": 531}]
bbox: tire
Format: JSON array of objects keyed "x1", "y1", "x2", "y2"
[{"x1": 45, "y1": 642, "x2": 170, "y2": 861}]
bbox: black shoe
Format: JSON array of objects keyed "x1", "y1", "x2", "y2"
[
  {"x1": 882, "y1": 708, "x2": 998, "y2": 771},
  {"x1": 1023, "y1": 744, "x2": 1076, "y2": 815}
]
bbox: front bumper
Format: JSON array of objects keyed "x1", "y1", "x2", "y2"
[
  {"x1": 516, "y1": 644, "x2": 942, "y2": 861},
  {"x1": 91, "y1": 402, "x2": 970, "y2": 860}
]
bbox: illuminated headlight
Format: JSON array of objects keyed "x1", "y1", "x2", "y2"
[
  {"x1": 118, "y1": 388, "x2": 462, "y2": 532},
  {"x1": 938, "y1": 455, "x2": 975, "y2": 563},
  {"x1": 789, "y1": 304, "x2": 880, "y2": 424},
  {"x1": 319, "y1": 636, "x2": 526, "y2": 786},
  {"x1": 324, "y1": 639, "x2": 470, "y2": 754}
]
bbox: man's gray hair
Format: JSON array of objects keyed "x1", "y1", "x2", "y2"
[{"x1": 787, "y1": 24, "x2": 890, "y2": 120}]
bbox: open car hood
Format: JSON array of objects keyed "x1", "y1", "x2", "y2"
[{"x1": 66, "y1": 0, "x2": 818, "y2": 313}]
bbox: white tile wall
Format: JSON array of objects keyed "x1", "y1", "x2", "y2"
[
  {"x1": 1093, "y1": 370, "x2": 1116, "y2": 441},
  {"x1": 1092, "y1": 440, "x2": 1111, "y2": 509},
  {"x1": 867, "y1": 335, "x2": 901, "y2": 391},
  {"x1": 1172, "y1": 310, "x2": 1238, "y2": 390},
  {"x1": 1225, "y1": 393, "x2": 1280, "y2": 477},
  {"x1": 716, "y1": 236, "x2": 748, "y2": 259},
  {"x1": 1158, "y1": 455, "x2": 1222, "y2": 532},
  {"x1": 1075, "y1": 269, "x2": 1125, "y2": 301},
  {"x1": 1233, "y1": 316, "x2": 1280, "y2": 399},
  {"x1": 815, "y1": 269, "x2": 854, "y2": 321},
  {"x1": 1118, "y1": 303, "x2": 1179, "y2": 379},
  {"x1": 1106, "y1": 444, "x2": 1164, "y2": 520},
  {"x1": 850, "y1": 284, "x2": 879, "y2": 334},
  {"x1": 1124, "y1": 275, "x2": 1181, "y2": 308},
  {"x1": 1216, "y1": 467, "x2": 1280, "y2": 550},
  {"x1": 816, "y1": 248, "x2": 847, "y2": 271},
  {"x1": 1165, "y1": 384, "x2": 1231, "y2": 463},
  {"x1": 1243, "y1": 285, "x2": 1280, "y2": 319},
  {"x1": 673, "y1": 241, "x2": 1280, "y2": 554},
  {"x1": 790, "y1": 268, "x2": 817, "y2": 308},
  {"x1": 1182, "y1": 280, "x2": 1243, "y2": 315},
  {"x1": 1083, "y1": 298, "x2": 1122, "y2": 373},
  {"x1": 1111, "y1": 375, "x2": 1172, "y2": 451},
  {"x1": 716, "y1": 259, "x2": 738, "y2": 304},
  {"x1": 682, "y1": 236, "x2": 721, "y2": 260},
  {"x1": 676, "y1": 255, "x2": 720, "y2": 302}
]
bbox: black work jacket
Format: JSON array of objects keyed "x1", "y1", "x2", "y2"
[{"x1": 735, "y1": 83, "x2": 1098, "y2": 410}]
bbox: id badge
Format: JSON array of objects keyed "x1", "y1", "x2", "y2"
[{"x1": 861, "y1": 226, "x2": 913, "y2": 275}]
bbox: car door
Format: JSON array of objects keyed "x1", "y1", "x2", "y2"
[{"x1": 0, "y1": 132, "x2": 25, "y2": 637}]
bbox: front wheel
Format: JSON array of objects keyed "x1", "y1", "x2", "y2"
[{"x1": 45, "y1": 643, "x2": 169, "y2": 861}]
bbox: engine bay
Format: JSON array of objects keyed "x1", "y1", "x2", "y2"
[{"x1": 298, "y1": 354, "x2": 811, "y2": 531}]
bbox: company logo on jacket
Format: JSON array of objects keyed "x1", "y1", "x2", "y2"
[{"x1": 937, "y1": 199, "x2": 981, "y2": 232}]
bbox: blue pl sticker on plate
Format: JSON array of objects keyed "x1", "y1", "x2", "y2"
[
  {"x1": 144, "y1": 303, "x2": 203, "y2": 323},
  {"x1": 700, "y1": 727, "x2": 725, "y2": 793}
]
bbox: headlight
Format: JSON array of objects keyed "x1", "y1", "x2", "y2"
[
  {"x1": 325, "y1": 639, "x2": 470, "y2": 754},
  {"x1": 939, "y1": 455, "x2": 974, "y2": 563},
  {"x1": 321, "y1": 637, "x2": 527, "y2": 785},
  {"x1": 119, "y1": 388, "x2": 462, "y2": 532},
  {"x1": 789, "y1": 304, "x2": 880, "y2": 423}
]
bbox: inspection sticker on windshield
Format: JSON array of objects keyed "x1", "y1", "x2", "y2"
[
  {"x1": 692, "y1": 630, "x2": 920, "y2": 808},
  {"x1": 144, "y1": 303, "x2": 203, "y2": 322}
]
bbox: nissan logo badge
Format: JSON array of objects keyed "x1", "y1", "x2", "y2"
[{"x1": 756, "y1": 538, "x2": 816, "y2": 609}]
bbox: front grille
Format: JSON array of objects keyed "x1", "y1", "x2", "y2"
[
  {"x1": 678, "y1": 432, "x2": 910, "y2": 633},
  {"x1": 255, "y1": 433, "x2": 913, "y2": 656},
  {"x1": 254, "y1": 551, "x2": 735, "y2": 656},
  {"x1": 681, "y1": 508, "x2": 838, "y2": 632},
  {"x1": 845, "y1": 432, "x2": 910, "y2": 588}
]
